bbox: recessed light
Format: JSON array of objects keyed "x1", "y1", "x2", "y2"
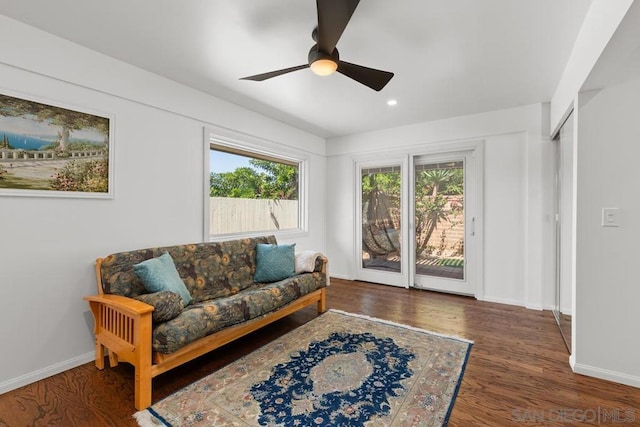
[{"x1": 387, "y1": 99, "x2": 398, "y2": 106}]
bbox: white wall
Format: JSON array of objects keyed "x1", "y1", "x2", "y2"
[
  {"x1": 574, "y1": 76, "x2": 640, "y2": 387},
  {"x1": 547, "y1": 0, "x2": 640, "y2": 386},
  {"x1": 326, "y1": 104, "x2": 556, "y2": 309},
  {"x1": 550, "y1": 0, "x2": 634, "y2": 133},
  {"x1": 0, "y1": 16, "x2": 326, "y2": 393}
]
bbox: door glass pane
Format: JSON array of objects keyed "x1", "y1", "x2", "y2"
[
  {"x1": 361, "y1": 166, "x2": 401, "y2": 273},
  {"x1": 414, "y1": 161, "x2": 464, "y2": 280}
]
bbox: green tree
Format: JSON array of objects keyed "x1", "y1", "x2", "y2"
[
  {"x1": 360, "y1": 171, "x2": 402, "y2": 257},
  {"x1": 359, "y1": 167, "x2": 463, "y2": 257},
  {"x1": 209, "y1": 159, "x2": 298, "y2": 200},
  {"x1": 414, "y1": 167, "x2": 463, "y2": 256},
  {"x1": 0, "y1": 133, "x2": 13, "y2": 149},
  {"x1": 210, "y1": 167, "x2": 263, "y2": 198},
  {"x1": 250, "y1": 159, "x2": 298, "y2": 199},
  {"x1": 361, "y1": 172, "x2": 401, "y2": 227},
  {"x1": 0, "y1": 94, "x2": 109, "y2": 152}
]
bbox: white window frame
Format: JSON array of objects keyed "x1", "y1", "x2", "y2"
[{"x1": 203, "y1": 127, "x2": 308, "y2": 241}]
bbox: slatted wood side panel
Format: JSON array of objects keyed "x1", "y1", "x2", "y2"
[{"x1": 100, "y1": 304, "x2": 135, "y2": 346}]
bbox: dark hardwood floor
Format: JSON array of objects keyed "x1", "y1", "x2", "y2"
[{"x1": 1, "y1": 279, "x2": 638, "y2": 426}]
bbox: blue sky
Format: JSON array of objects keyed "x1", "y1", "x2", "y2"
[
  {"x1": 210, "y1": 150, "x2": 252, "y2": 173},
  {"x1": 0, "y1": 115, "x2": 105, "y2": 142}
]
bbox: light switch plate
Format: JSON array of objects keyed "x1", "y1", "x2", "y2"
[{"x1": 602, "y1": 208, "x2": 620, "y2": 227}]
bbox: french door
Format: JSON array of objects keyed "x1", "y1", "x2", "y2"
[
  {"x1": 411, "y1": 151, "x2": 478, "y2": 295},
  {"x1": 356, "y1": 147, "x2": 481, "y2": 296},
  {"x1": 356, "y1": 156, "x2": 410, "y2": 287}
]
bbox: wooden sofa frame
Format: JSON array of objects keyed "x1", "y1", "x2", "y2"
[{"x1": 84, "y1": 256, "x2": 328, "y2": 410}]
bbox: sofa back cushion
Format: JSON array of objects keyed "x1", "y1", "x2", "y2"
[{"x1": 99, "y1": 235, "x2": 277, "y2": 302}]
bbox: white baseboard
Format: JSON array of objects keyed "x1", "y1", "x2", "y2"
[
  {"x1": 569, "y1": 353, "x2": 576, "y2": 370},
  {"x1": 560, "y1": 306, "x2": 572, "y2": 315},
  {"x1": 329, "y1": 273, "x2": 351, "y2": 280},
  {"x1": 525, "y1": 303, "x2": 544, "y2": 311},
  {"x1": 541, "y1": 304, "x2": 573, "y2": 315},
  {"x1": 572, "y1": 361, "x2": 640, "y2": 388},
  {"x1": 0, "y1": 352, "x2": 94, "y2": 395},
  {"x1": 477, "y1": 295, "x2": 524, "y2": 308}
]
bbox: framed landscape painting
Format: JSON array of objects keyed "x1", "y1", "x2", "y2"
[{"x1": 0, "y1": 90, "x2": 114, "y2": 198}]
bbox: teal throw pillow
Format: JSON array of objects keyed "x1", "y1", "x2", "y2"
[
  {"x1": 133, "y1": 252, "x2": 192, "y2": 306},
  {"x1": 254, "y1": 243, "x2": 296, "y2": 283}
]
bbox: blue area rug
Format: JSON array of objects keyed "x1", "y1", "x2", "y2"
[{"x1": 135, "y1": 309, "x2": 472, "y2": 426}]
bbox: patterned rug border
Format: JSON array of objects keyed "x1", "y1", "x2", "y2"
[
  {"x1": 134, "y1": 309, "x2": 473, "y2": 427},
  {"x1": 327, "y1": 309, "x2": 474, "y2": 345}
]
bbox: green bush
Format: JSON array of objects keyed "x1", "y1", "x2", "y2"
[{"x1": 50, "y1": 158, "x2": 108, "y2": 192}]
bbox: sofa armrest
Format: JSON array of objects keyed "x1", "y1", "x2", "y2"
[
  {"x1": 83, "y1": 294, "x2": 154, "y2": 366},
  {"x1": 316, "y1": 255, "x2": 328, "y2": 274},
  {"x1": 84, "y1": 293, "x2": 155, "y2": 409},
  {"x1": 84, "y1": 294, "x2": 155, "y2": 316}
]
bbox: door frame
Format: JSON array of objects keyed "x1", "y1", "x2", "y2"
[
  {"x1": 410, "y1": 150, "x2": 477, "y2": 295},
  {"x1": 353, "y1": 140, "x2": 484, "y2": 297},
  {"x1": 354, "y1": 155, "x2": 410, "y2": 288}
]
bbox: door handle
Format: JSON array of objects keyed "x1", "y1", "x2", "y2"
[{"x1": 471, "y1": 217, "x2": 475, "y2": 236}]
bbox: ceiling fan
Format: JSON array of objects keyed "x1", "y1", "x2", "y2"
[{"x1": 240, "y1": 0, "x2": 394, "y2": 91}]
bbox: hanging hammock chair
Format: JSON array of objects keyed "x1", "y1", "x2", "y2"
[{"x1": 362, "y1": 187, "x2": 400, "y2": 256}]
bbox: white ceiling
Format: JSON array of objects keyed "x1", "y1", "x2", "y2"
[{"x1": 0, "y1": 0, "x2": 593, "y2": 138}]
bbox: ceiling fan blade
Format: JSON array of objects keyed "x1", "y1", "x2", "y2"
[
  {"x1": 240, "y1": 65, "x2": 309, "y2": 81},
  {"x1": 337, "y1": 61, "x2": 394, "y2": 91},
  {"x1": 316, "y1": 0, "x2": 360, "y2": 54}
]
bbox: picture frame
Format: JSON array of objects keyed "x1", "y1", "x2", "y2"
[{"x1": 0, "y1": 89, "x2": 114, "y2": 199}]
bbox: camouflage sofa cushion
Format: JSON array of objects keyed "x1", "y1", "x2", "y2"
[
  {"x1": 134, "y1": 291, "x2": 184, "y2": 323},
  {"x1": 152, "y1": 272, "x2": 326, "y2": 353},
  {"x1": 99, "y1": 236, "x2": 327, "y2": 354}
]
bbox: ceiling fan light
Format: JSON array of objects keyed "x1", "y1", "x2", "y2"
[{"x1": 310, "y1": 59, "x2": 337, "y2": 76}]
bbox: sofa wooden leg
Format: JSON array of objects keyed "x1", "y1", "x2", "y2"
[
  {"x1": 108, "y1": 350, "x2": 119, "y2": 368},
  {"x1": 133, "y1": 312, "x2": 154, "y2": 410},
  {"x1": 95, "y1": 341, "x2": 105, "y2": 370},
  {"x1": 318, "y1": 288, "x2": 327, "y2": 313},
  {"x1": 134, "y1": 368, "x2": 152, "y2": 410}
]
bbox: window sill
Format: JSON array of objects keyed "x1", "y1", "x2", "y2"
[{"x1": 208, "y1": 228, "x2": 309, "y2": 243}]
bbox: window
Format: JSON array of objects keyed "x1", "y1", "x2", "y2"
[{"x1": 205, "y1": 132, "x2": 306, "y2": 240}]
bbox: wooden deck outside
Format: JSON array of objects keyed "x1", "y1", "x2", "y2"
[{"x1": 364, "y1": 256, "x2": 465, "y2": 279}]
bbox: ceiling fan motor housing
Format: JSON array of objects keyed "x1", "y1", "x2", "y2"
[{"x1": 308, "y1": 45, "x2": 339, "y2": 66}]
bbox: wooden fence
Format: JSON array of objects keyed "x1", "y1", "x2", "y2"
[{"x1": 210, "y1": 197, "x2": 298, "y2": 234}]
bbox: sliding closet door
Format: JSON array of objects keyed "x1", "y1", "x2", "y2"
[{"x1": 553, "y1": 111, "x2": 574, "y2": 352}]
